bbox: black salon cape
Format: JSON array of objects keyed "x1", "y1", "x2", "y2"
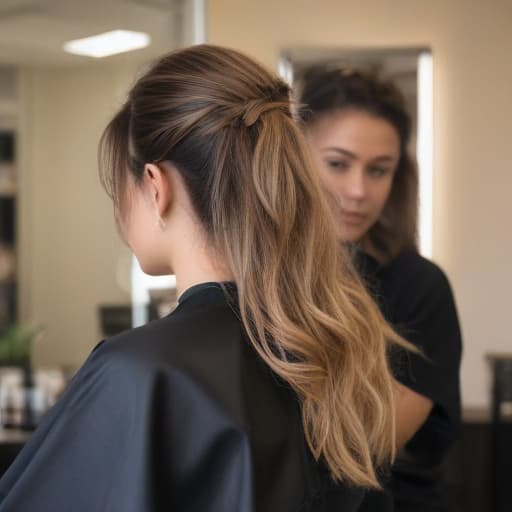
[
  {"x1": 356, "y1": 251, "x2": 462, "y2": 512},
  {"x1": 0, "y1": 283, "x2": 364, "y2": 512}
]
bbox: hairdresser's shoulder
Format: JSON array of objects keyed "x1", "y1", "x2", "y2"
[{"x1": 390, "y1": 250, "x2": 454, "y2": 297}]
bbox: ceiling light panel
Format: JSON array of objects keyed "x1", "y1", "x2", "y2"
[{"x1": 63, "y1": 30, "x2": 150, "y2": 58}]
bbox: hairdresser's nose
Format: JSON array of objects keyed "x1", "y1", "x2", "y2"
[{"x1": 341, "y1": 167, "x2": 366, "y2": 203}]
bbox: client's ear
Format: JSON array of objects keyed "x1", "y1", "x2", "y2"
[{"x1": 143, "y1": 163, "x2": 172, "y2": 219}]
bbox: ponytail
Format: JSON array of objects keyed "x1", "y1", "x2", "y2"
[{"x1": 212, "y1": 108, "x2": 401, "y2": 486}]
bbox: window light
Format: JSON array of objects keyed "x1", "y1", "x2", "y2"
[{"x1": 417, "y1": 51, "x2": 433, "y2": 258}]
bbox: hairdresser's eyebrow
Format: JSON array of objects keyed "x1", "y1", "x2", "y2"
[
  {"x1": 322, "y1": 147, "x2": 357, "y2": 158},
  {"x1": 322, "y1": 147, "x2": 397, "y2": 162}
]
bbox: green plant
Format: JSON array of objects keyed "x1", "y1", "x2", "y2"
[{"x1": 0, "y1": 324, "x2": 41, "y2": 367}]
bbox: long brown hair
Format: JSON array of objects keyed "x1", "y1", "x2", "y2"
[
  {"x1": 99, "y1": 44, "x2": 406, "y2": 488},
  {"x1": 299, "y1": 67, "x2": 419, "y2": 263}
]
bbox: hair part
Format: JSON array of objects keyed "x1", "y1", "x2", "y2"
[
  {"x1": 99, "y1": 44, "x2": 409, "y2": 487},
  {"x1": 298, "y1": 66, "x2": 419, "y2": 263}
]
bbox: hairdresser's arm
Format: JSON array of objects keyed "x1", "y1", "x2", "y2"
[{"x1": 394, "y1": 380, "x2": 433, "y2": 449}]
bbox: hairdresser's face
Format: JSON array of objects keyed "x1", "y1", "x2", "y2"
[{"x1": 307, "y1": 109, "x2": 400, "y2": 242}]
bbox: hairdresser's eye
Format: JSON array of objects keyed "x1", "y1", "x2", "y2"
[
  {"x1": 367, "y1": 165, "x2": 389, "y2": 178},
  {"x1": 326, "y1": 159, "x2": 350, "y2": 172}
]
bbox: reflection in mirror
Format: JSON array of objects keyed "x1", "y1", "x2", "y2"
[{"x1": 280, "y1": 47, "x2": 433, "y2": 257}]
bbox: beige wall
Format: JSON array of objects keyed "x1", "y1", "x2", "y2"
[
  {"x1": 208, "y1": 0, "x2": 512, "y2": 408},
  {"x1": 18, "y1": 61, "x2": 139, "y2": 368}
]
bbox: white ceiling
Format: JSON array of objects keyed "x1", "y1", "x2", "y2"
[{"x1": 0, "y1": 0, "x2": 184, "y2": 66}]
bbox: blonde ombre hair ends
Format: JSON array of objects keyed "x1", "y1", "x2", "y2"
[{"x1": 99, "y1": 44, "x2": 406, "y2": 488}]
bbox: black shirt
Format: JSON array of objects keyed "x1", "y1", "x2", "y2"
[
  {"x1": 0, "y1": 282, "x2": 364, "y2": 512},
  {"x1": 356, "y1": 250, "x2": 462, "y2": 512}
]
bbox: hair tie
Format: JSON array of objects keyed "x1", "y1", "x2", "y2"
[{"x1": 241, "y1": 99, "x2": 290, "y2": 127}]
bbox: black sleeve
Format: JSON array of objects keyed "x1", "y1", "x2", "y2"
[
  {"x1": 0, "y1": 340, "x2": 253, "y2": 512},
  {"x1": 389, "y1": 258, "x2": 462, "y2": 451}
]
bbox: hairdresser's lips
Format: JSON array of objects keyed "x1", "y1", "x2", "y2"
[{"x1": 340, "y1": 209, "x2": 368, "y2": 226}]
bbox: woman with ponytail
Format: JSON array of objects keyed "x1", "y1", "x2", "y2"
[{"x1": 0, "y1": 45, "x2": 406, "y2": 512}]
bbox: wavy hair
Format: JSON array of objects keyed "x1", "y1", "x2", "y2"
[
  {"x1": 298, "y1": 67, "x2": 419, "y2": 262},
  {"x1": 99, "y1": 44, "x2": 407, "y2": 488}
]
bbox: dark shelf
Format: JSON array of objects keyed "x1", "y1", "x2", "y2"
[
  {"x1": 0, "y1": 132, "x2": 15, "y2": 162},
  {"x1": 0, "y1": 129, "x2": 17, "y2": 326}
]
